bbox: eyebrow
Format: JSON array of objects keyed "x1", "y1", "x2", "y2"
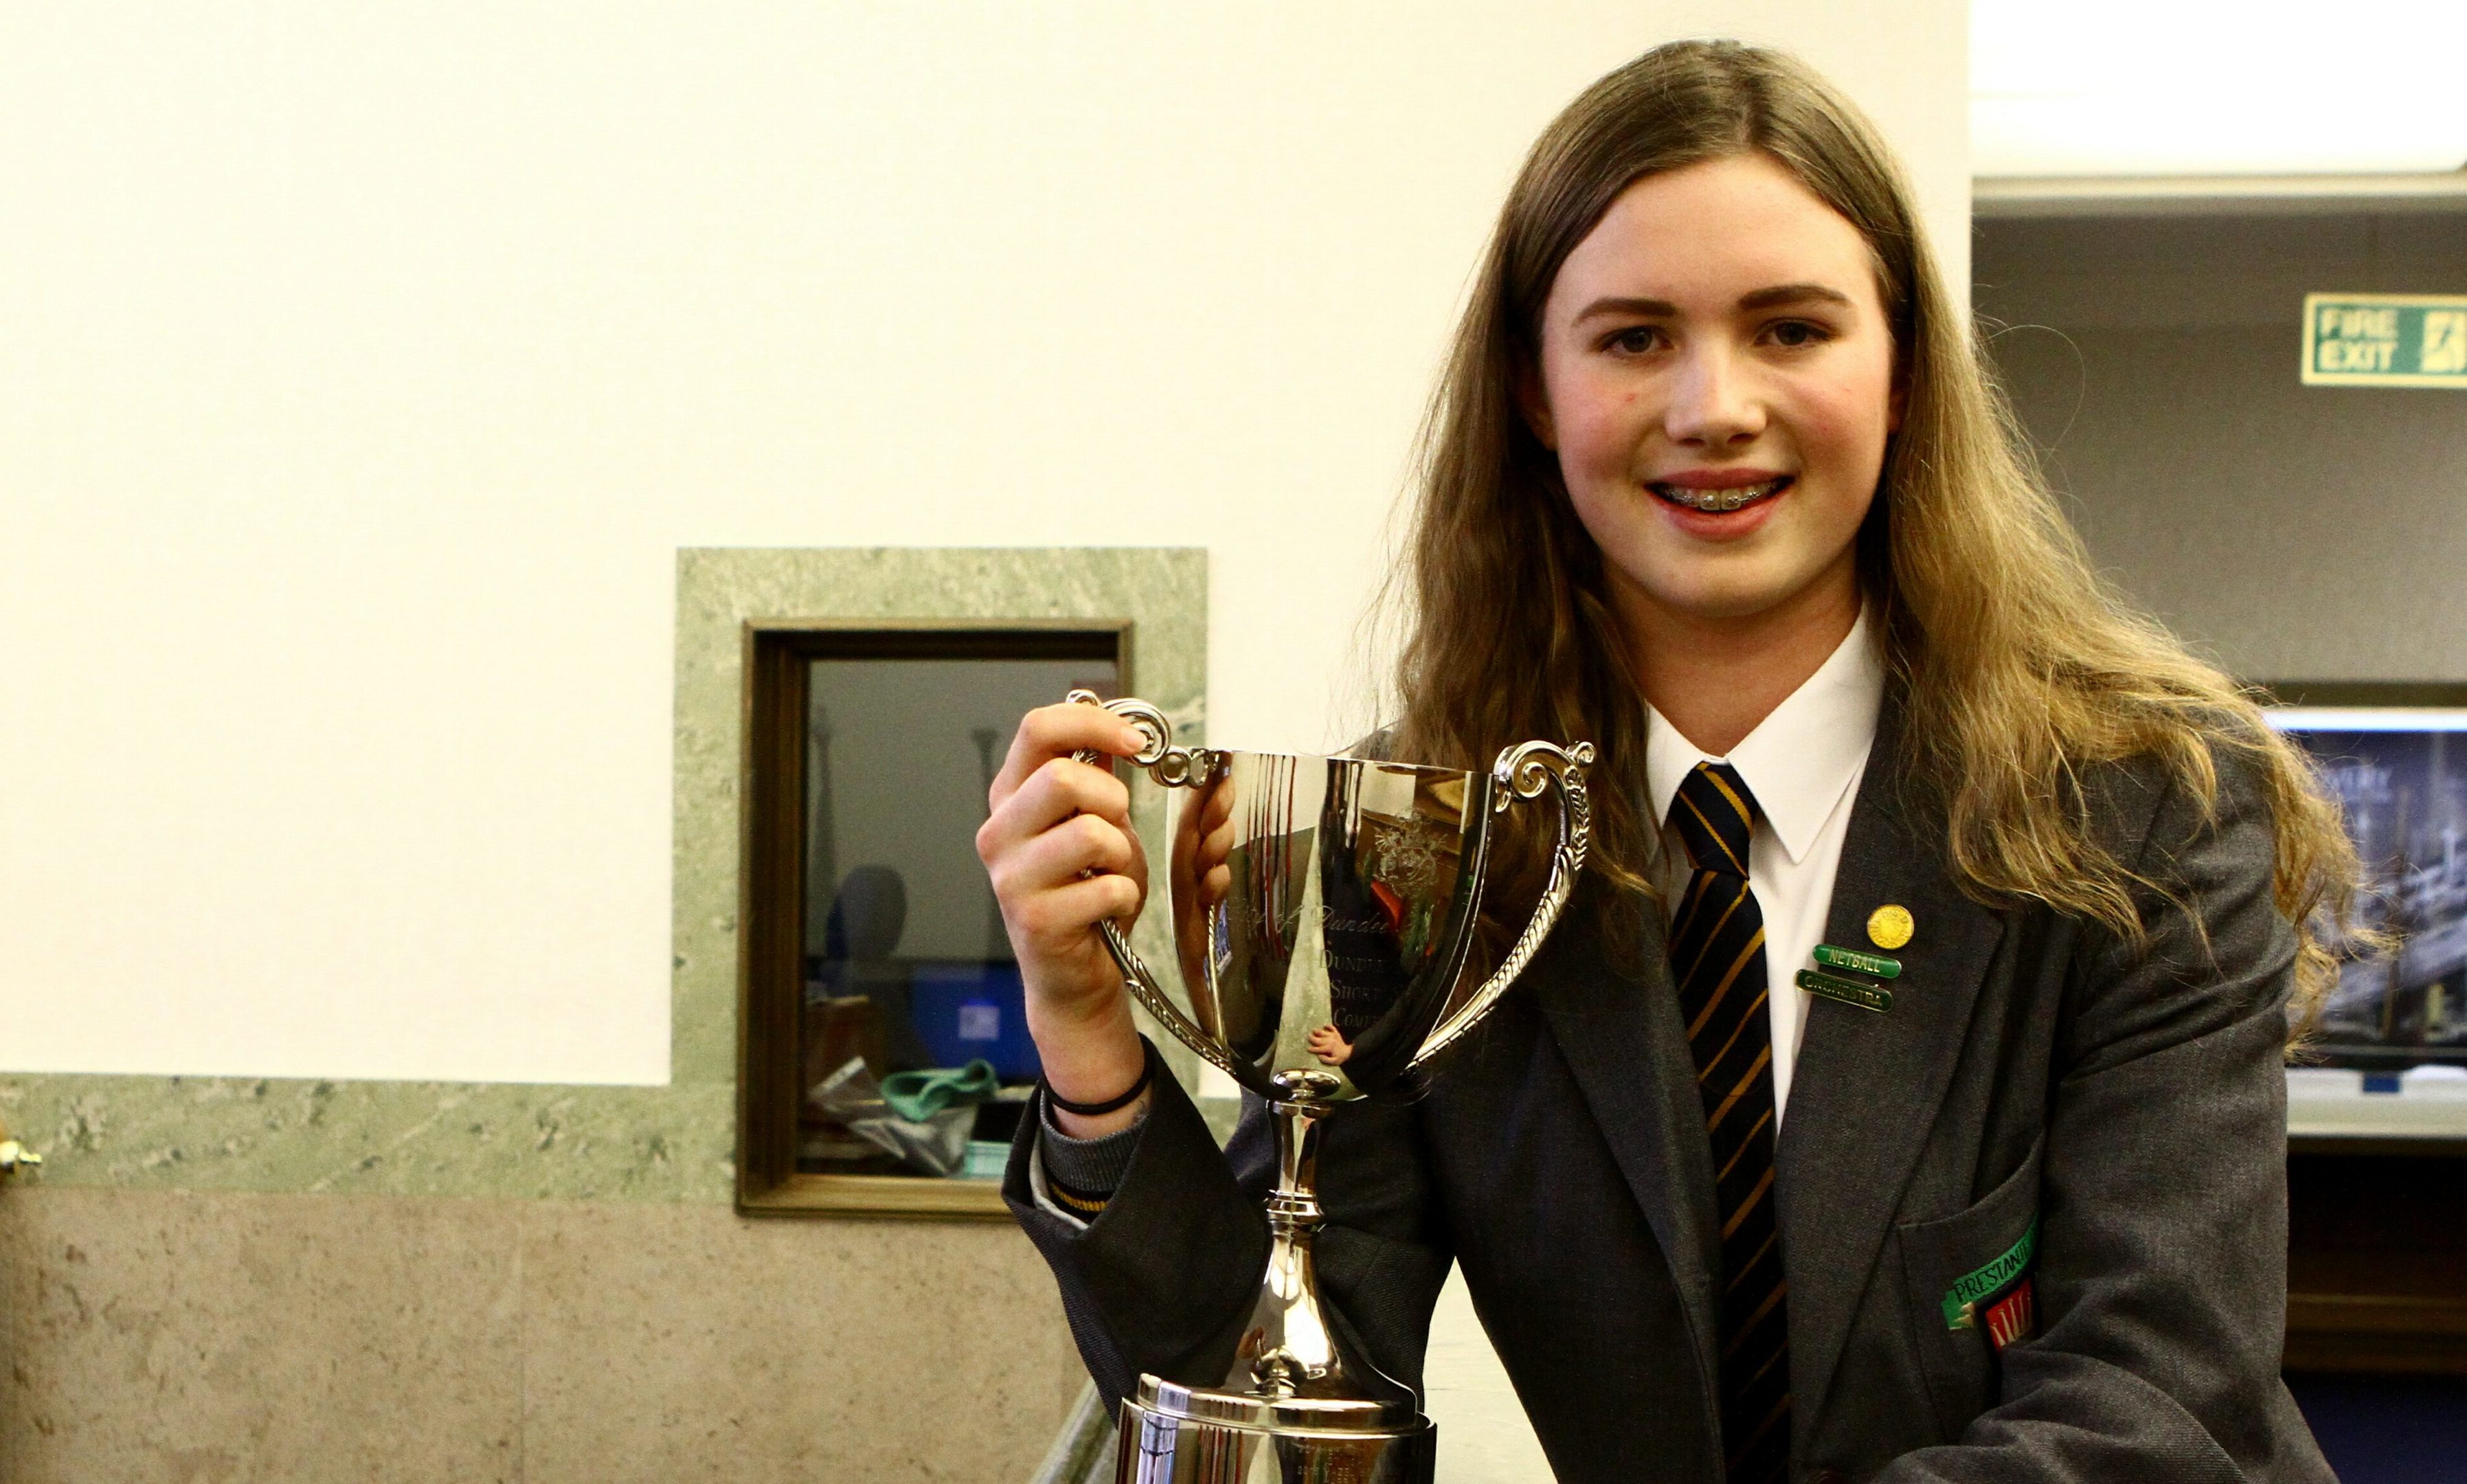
[
  {"x1": 1739, "y1": 282, "x2": 1854, "y2": 311},
  {"x1": 1573, "y1": 282, "x2": 1854, "y2": 322}
]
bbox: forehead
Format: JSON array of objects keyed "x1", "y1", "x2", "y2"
[{"x1": 1548, "y1": 153, "x2": 1880, "y2": 311}]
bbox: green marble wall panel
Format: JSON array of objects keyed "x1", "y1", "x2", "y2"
[
  {"x1": 0, "y1": 548, "x2": 1207, "y2": 1202},
  {"x1": 0, "y1": 1079, "x2": 734, "y2": 1202}
]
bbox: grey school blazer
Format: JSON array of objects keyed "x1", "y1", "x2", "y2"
[{"x1": 1003, "y1": 704, "x2": 2335, "y2": 1483}]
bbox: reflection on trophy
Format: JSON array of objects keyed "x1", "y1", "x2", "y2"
[{"x1": 1066, "y1": 690, "x2": 1594, "y2": 1484}]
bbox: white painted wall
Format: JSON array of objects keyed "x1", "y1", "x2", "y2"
[{"x1": 0, "y1": 3, "x2": 1965, "y2": 1085}]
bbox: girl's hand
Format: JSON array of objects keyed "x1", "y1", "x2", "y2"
[
  {"x1": 1166, "y1": 767, "x2": 1236, "y2": 1025},
  {"x1": 976, "y1": 702, "x2": 1153, "y2": 1132}
]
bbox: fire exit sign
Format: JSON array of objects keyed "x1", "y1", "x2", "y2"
[{"x1": 2303, "y1": 293, "x2": 2467, "y2": 388}]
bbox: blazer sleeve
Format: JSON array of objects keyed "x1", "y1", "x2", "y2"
[
  {"x1": 1004, "y1": 1048, "x2": 1453, "y2": 1410},
  {"x1": 1878, "y1": 752, "x2": 2333, "y2": 1484}
]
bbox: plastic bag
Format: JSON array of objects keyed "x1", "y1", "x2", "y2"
[{"x1": 809, "y1": 1057, "x2": 975, "y2": 1177}]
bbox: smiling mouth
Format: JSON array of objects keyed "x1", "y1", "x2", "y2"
[{"x1": 1648, "y1": 477, "x2": 1792, "y2": 513}]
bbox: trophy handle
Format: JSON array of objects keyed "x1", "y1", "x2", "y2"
[
  {"x1": 1064, "y1": 690, "x2": 1242, "y2": 1080},
  {"x1": 1408, "y1": 739, "x2": 1595, "y2": 1072}
]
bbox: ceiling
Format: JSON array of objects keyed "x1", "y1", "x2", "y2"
[{"x1": 1974, "y1": 0, "x2": 2467, "y2": 178}]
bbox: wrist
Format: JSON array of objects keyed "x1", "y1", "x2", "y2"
[
  {"x1": 1051, "y1": 1086, "x2": 1151, "y2": 1140},
  {"x1": 1046, "y1": 1037, "x2": 1158, "y2": 1123},
  {"x1": 1033, "y1": 1010, "x2": 1152, "y2": 1138},
  {"x1": 1029, "y1": 995, "x2": 1145, "y2": 1102}
]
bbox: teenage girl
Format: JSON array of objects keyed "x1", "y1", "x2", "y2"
[{"x1": 977, "y1": 39, "x2": 2352, "y2": 1484}]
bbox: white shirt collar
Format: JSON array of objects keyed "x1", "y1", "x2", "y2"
[{"x1": 1645, "y1": 607, "x2": 1886, "y2": 866}]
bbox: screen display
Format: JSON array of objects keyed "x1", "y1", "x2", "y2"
[{"x1": 2270, "y1": 707, "x2": 2467, "y2": 1067}]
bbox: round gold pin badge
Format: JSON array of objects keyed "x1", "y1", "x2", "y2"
[{"x1": 1867, "y1": 903, "x2": 1914, "y2": 952}]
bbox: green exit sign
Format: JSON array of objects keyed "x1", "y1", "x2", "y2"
[{"x1": 2303, "y1": 293, "x2": 2467, "y2": 388}]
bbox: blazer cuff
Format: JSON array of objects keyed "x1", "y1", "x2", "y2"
[{"x1": 1039, "y1": 1095, "x2": 1149, "y2": 1195}]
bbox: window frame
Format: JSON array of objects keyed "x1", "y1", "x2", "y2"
[{"x1": 736, "y1": 618, "x2": 1134, "y2": 1219}]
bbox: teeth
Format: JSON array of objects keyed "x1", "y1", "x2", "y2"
[{"x1": 1652, "y1": 478, "x2": 1785, "y2": 513}]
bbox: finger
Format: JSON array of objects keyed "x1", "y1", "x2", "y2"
[
  {"x1": 1200, "y1": 778, "x2": 1234, "y2": 828},
  {"x1": 1198, "y1": 811, "x2": 1235, "y2": 873},
  {"x1": 992, "y1": 704, "x2": 1147, "y2": 805},
  {"x1": 993, "y1": 810, "x2": 1138, "y2": 897},
  {"x1": 1167, "y1": 786, "x2": 1203, "y2": 878},
  {"x1": 1202, "y1": 862, "x2": 1231, "y2": 907},
  {"x1": 1004, "y1": 870, "x2": 1143, "y2": 945},
  {"x1": 978, "y1": 754, "x2": 1133, "y2": 863},
  {"x1": 1120, "y1": 806, "x2": 1151, "y2": 886}
]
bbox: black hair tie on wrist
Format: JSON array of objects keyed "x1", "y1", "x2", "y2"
[{"x1": 1044, "y1": 1039, "x2": 1158, "y2": 1117}]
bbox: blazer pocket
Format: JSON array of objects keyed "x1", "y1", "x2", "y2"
[{"x1": 1892, "y1": 1135, "x2": 2045, "y2": 1443}]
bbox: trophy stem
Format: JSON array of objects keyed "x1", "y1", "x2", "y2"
[
  {"x1": 1231, "y1": 1075, "x2": 1393, "y2": 1402},
  {"x1": 1251, "y1": 1094, "x2": 1333, "y2": 1395}
]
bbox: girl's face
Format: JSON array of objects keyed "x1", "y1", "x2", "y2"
[{"x1": 1524, "y1": 152, "x2": 1899, "y2": 636}]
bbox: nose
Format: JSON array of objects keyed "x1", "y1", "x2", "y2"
[{"x1": 1663, "y1": 343, "x2": 1764, "y2": 449}]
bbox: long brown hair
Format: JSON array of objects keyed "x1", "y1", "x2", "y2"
[{"x1": 1384, "y1": 39, "x2": 2361, "y2": 1028}]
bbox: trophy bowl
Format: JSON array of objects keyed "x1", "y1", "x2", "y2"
[{"x1": 1065, "y1": 690, "x2": 1593, "y2": 1484}]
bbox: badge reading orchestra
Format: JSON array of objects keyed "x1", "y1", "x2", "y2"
[{"x1": 1796, "y1": 968, "x2": 1892, "y2": 1013}]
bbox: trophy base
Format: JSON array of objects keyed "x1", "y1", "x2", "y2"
[{"x1": 1114, "y1": 1373, "x2": 1435, "y2": 1484}]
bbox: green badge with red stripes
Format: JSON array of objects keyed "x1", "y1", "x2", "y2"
[{"x1": 1942, "y1": 1218, "x2": 2040, "y2": 1349}]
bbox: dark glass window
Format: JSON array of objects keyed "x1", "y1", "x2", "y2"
[{"x1": 739, "y1": 625, "x2": 1127, "y2": 1215}]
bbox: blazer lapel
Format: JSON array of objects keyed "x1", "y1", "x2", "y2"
[
  {"x1": 1530, "y1": 878, "x2": 1725, "y2": 1436},
  {"x1": 1775, "y1": 710, "x2": 2005, "y2": 1427}
]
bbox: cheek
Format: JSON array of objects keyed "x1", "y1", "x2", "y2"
[
  {"x1": 1547, "y1": 377, "x2": 1648, "y2": 475},
  {"x1": 1562, "y1": 469, "x2": 1675, "y2": 583},
  {"x1": 1793, "y1": 368, "x2": 1896, "y2": 484}
]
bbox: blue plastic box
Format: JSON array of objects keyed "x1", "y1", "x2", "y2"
[{"x1": 906, "y1": 960, "x2": 1041, "y2": 1080}]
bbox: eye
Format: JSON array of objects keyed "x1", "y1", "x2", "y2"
[
  {"x1": 1604, "y1": 326, "x2": 1665, "y2": 355},
  {"x1": 1764, "y1": 319, "x2": 1830, "y2": 349}
]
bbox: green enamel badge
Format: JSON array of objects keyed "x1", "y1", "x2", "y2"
[
  {"x1": 1942, "y1": 1219, "x2": 2039, "y2": 1329},
  {"x1": 1812, "y1": 944, "x2": 1902, "y2": 979},
  {"x1": 1794, "y1": 968, "x2": 1891, "y2": 1013}
]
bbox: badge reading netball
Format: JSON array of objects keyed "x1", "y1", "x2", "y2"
[
  {"x1": 1812, "y1": 943, "x2": 1900, "y2": 979},
  {"x1": 1867, "y1": 903, "x2": 1913, "y2": 951}
]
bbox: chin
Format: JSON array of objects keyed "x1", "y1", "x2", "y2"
[
  {"x1": 1636, "y1": 565, "x2": 1803, "y2": 623},
  {"x1": 1625, "y1": 540, "x2": 1863, "y2": 625}
]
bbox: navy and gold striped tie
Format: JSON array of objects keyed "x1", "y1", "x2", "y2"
[{"x1": 1667, "y1": 761, "x2": 1791, "y2": 1483}]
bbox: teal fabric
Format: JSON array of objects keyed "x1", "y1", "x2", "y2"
[{"x1": 881, "y1": 1059, "x2": 1000, "y2": 1122}]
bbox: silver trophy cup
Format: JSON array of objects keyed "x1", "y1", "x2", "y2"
[{"x1": 1064, "y1": 690, "x2": 1593, "y2": 1484}]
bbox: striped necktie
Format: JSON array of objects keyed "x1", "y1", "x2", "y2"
[{"x1": 1667, "y1": 761, "x2": 1792, "y2": 1483}]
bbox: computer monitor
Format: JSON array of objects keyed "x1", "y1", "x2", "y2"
[{"x1": 2268, "y1": 697, "x2": 2467, "y2": 1070}]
